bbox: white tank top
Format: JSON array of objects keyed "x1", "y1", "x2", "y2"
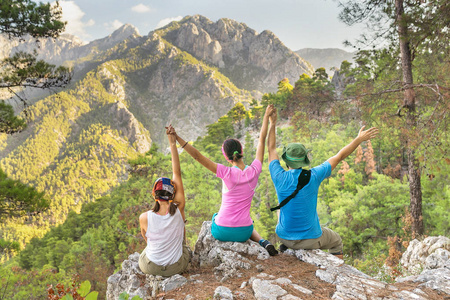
[{"x1": 145, "y1": 208, "x2": 185, "y2": 266}]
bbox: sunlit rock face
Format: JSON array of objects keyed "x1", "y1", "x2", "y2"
[
  {"x1": 162, "y1": 15, "x2": 313, "y2": 92},
  {"x1": 396, "y1": 236, "x2": 450, "y2": 295}
]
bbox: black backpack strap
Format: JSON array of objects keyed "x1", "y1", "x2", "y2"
[{"x1": 270, "y1": 169, "x2": 311, "y2": 211}]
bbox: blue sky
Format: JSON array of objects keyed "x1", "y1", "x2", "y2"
[{"x1": 55, "y1": 0, "x2": 366, "y2": 51}]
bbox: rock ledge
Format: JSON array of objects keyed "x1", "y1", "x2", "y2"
[{"x1": 106, "y1": 223, "x2": 450, "y2": 299}]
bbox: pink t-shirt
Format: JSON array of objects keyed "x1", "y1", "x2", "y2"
[{"x1": 214, "y1": 159, "x2": 262, "y2": 227}]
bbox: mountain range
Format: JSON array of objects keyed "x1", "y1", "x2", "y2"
[{"x1": 0, "y1": 15, "x2": 352, "y2": 250}]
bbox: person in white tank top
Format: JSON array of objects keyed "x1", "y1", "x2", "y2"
[{"x1": 138, "y1": 126, "x2": 190, "y2": 277}]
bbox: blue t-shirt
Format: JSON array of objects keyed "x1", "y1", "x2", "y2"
[{"x1": 269, "y1": 160, "x2": 331, "y2": 240}]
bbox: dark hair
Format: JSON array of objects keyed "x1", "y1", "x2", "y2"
[
  {"x1": 154, "y1": 190, "x2": 174, "y2": 200},
  {"x1": 152, "y1": 200, "x2": 177, "y2": 216},
  {"x1": 152, "y1": 190, "x2": 177, "y2": 215},
  {"x1": 223, "y1": 139, "x2": 243, "y2": 162}
]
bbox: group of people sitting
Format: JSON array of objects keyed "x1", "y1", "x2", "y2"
[{"x1": 138, "y1": 104, "x2": 378, "y2": 277}]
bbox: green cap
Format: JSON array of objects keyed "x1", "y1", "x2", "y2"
[{"x1": 281, "y1": 143, "x2": 311, "y2": 169}]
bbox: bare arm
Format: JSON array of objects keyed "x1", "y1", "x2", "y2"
[
  {"x1": 139, "y1": 212, "x2": 147, "y2": 240},
  {"x1": 166, "y1": 128, "x2": 186, "y2": 220},
  {"x1": 327, "y1": 126, "x2": 379, "y2": 170},
  {"x1": 255, "y1": 104, "x2": 275, "y2": 163},
  {"x1": 268, "y1": 107, "x2": 279, "y2": 163},
  {"x1": 172, "y1": 128, "x2": 217, "y2": 174}
]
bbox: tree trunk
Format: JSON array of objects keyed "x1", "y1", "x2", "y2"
[
  {"x1": 407, "y1": 132, "x2": 424, "y2": 236},
  {"x1": 395, "y1": 0, "x2": 424, "y2": 236}
]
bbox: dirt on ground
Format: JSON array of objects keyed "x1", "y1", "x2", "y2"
[
  {"x1": 154, "y1": 253, "x2": 448, "y2": 300},
  {"x1": 157, "y1": 252, "x2": 336, "y2": 299}
]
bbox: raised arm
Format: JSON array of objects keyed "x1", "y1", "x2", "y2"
[
  {"x1": 268, "y1": 107, "x2": 279, "y2": 164},
  {"x1": 255, "y1": 104, "x2": 275, "y2": 163},
  {"x1": 327, "y1": 126, "x2": 379, "y2": 171},
  {"x1": 170, "y1": 126, "x2": 217, "y2": 174},
  {"x1": 167, "y1": 127, "x2": 185, "y2": 218}
]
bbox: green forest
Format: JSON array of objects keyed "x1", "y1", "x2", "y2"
[
  {"x1": 1, "y1": 0, "x2": 449, "y2": 299},
  {"x1": 2, "y1": 57, "x2": 448, "y2": 298}
]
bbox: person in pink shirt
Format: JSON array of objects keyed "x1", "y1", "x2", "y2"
[{"x1": 169, "y1": 105, "x2": 278, "y2": 256}]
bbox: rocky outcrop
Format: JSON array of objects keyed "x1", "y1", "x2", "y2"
[
  {"x1": 193, "y1": 221, "x2": 270, "y2": 281},
  {"x1": 108, "y1": 102, "x2": 151, "y2": 153},
  {"x1": 122, "y1": 33, "x2": 249, "y2": 146},
  {"x1": 399, "y1": 236, "x2": 450, "y2": 274},
  {"x1": 84, "y1": 24, "x2": 140, "y2": 54},
  {"x1": 106, "y1": 220, "x2": 273, "y2": 299},
  {"x1": 0, "y1": 33, "x2": 84, "y2": 63},
  {"x1": 396, "y1": 236, "x2": 450, "y2": 295},
  {"x1": 161, "y1": 15, "x2": 313, "y2": 92},
  {"x1": 331, "y1": 69, "x2": 346, "y2": 96},
  {"x1": 106, "y1": 252, "x2": 189, "y2": 300},
  {"x1": 107, "y1": 222, "x2": 449, "y2": 299},
  {"x1": 330, "y1": 68, "x2": 357, "y2": 100}
]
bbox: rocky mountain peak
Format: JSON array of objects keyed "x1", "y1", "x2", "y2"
[
  {"x1": 108, "y1": 24, "x2": 140, "y2": 42},
  {"x1": 186, "y1": 14, "x2": 215, "y2": 26},
  {"x1": 157, "y1": 15, "x2": 313, "y2": 92},
  {"x1": 86, "y1": 24, "x2": 140, "y2": 53},
  {"x1": 0, "y1": 24, "x2": 140, "y2": 67},
  {"x1": 59, "y1": 33, "x2": 85, "y2": 46}
]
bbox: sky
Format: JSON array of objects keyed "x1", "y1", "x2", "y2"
[{"x1": 54, "y1": 0, "x2": 367, "y2": 51}]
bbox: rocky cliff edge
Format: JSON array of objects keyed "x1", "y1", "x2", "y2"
[{"x1": 107, "y1": 223, "x2": 449, "y2": 299}]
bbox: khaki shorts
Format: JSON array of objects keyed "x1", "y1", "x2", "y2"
[
  {"x1": 138, "y1": 244, "x2": 190, "y2": 277},
  {"x1": 278, "y1": 226, "x2": 343, "y2": 254}
]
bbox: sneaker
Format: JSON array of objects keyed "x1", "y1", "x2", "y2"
[
  {"x1": 279, "y1": 244, "x2": 288, "y2": 253},
  {"x1": 264, "y1": 243, "x2": 279, "y2": 256},
  {"x1": 331, "y1": 251, "x2": 344, "y2": 260}
]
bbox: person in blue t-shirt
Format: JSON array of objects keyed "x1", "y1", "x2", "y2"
[{"x1": 267, "y1": 108, "x2": 378, "y2": 258}]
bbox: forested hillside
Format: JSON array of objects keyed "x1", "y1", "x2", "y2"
[
  {"x1": 0, "y1": 17, "x2": 261, "y2": 257},
  {"x1": 1, "y1": 6, "x2": 449, "y2": 300}
]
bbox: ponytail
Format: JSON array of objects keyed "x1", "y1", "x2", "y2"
[
  {"x1": 152, "y1": 200, "x2": 178, "y2": 216},
  {"x1": 152, "y1": 199, "x2": 177, "y2": 216},
  {"x1": 222, "y1": 139, "x2": 243, "y2": 162}
]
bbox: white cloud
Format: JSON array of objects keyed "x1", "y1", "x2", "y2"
[
  {"x1": 156, "y1": 16, "x2": 183, "y2": 29},
  {"x1": 55, "y1": 1, "x2": 95, "y2": 40},
  {"x1": 131, "y1": 4, "x2": 151, "y2": 13},
  {"x1": 104, "y1": 20, "x2": 124, "y2": 31}
]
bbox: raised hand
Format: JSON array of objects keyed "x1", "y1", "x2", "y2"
[
  {"x1": 269, "y1": 107, "x2": 277, "y2": 123},
  {"x1": 165, "y1": 124, "x2": 176, "y2": 135},
  {"x1": 165, "y1": 124, "x2": 177, "y2": 144},
  {"x1": 265, "y1": 104, "x2": 275, "y2": 118},
  {"x1": 357, "y1": 126, "x2": 379, "y2": 142}
]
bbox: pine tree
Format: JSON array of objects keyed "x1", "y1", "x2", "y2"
[
  {"x1": 0, "y1": 0, "x2": 71, "y2": 134},
  {"x1": 0, "y1": 168, "x2": 49, "y2": 220},
  {"x1": 338, "y1": 0, "x2": 450, "y2": 235}
]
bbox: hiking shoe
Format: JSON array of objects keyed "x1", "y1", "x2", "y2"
[
  {"x1": 331, "y1": 251, "x2": 344, "y2": 260},
  {"x1": 265, "y1": 243, "x2": 279, "y2": 256},
  {"x1": 279, "y1": 244, "x2": 288, "y2": 253}
]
